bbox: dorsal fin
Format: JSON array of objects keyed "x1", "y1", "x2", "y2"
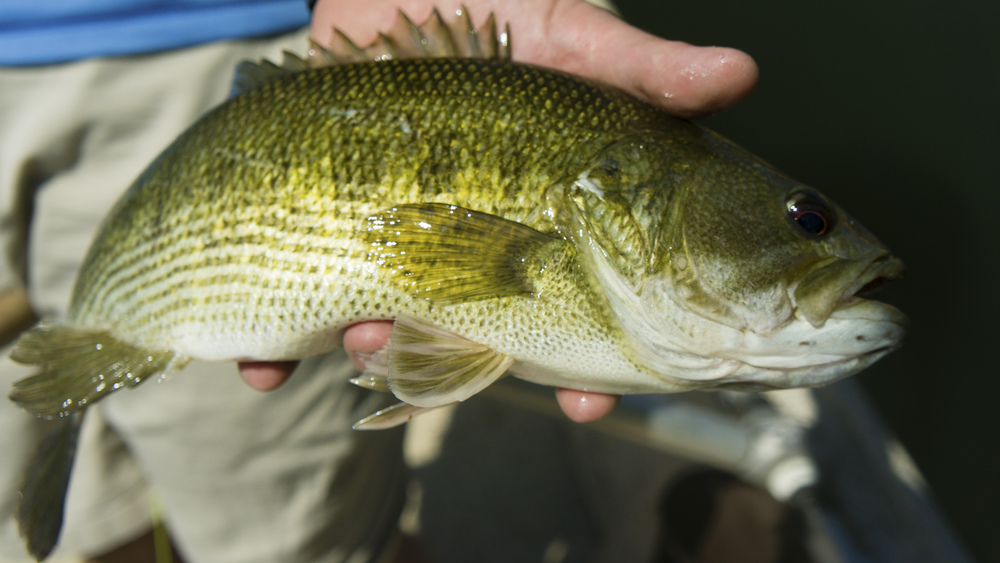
[
  {"x1": 230, "y1": 51, "x2": 310, "y2": 97},
  {"x1": 310, "y1": 7, "x2": 510, "y2": 65},
  {"x1": 230, "y1": 6, "x2": 511, "y2": 96}
]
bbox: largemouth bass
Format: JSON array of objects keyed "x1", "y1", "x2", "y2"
[{"x1": 7, "y1": 10, "x2": 905, "y2": 559}]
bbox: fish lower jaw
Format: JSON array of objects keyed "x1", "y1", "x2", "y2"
[
  {"x1": 700, "y1": 306, "x2": 905, "y2": 389},
  {"x1": 611, "y1": 294, "x2": 903, "y2": 392},
  {"x1": 717, "y1": 344, "x2": 899, "y2": 391}
]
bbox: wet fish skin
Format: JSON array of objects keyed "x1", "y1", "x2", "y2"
[
  {"x1": 6, "y1": 38, "x2": 907, "y2": 563},
  {"x1": 13, "y1": 56, "x2": 906, "y2": 416},
  {"x1": 70, "y1": 58, "x2": 645, "y2": 360}
]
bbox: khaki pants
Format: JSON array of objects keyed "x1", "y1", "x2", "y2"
[{"x1": 0, "y1": 29, "x2": 405, "y2": 563}]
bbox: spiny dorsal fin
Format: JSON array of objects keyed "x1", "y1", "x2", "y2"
[
  {"x1": 9, "y1": 325, "x2": 189, "y2": 418},
  {"x1": 230, "y1": 50, "x2": 311, "y2": 97},
  {"x1": 311, "y1": 7, "x2": 510, "y2": 65},
  {"x1": 231, "y1": 6, "x2": 511, "y2": 96}
]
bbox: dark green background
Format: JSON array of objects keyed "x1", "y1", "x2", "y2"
[{"x1": 613, "y1": 1, "x2": 998, "y2": 560}]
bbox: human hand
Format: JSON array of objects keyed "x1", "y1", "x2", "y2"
[
  {"x1": 309, "y1": 0, "x2": 758, "y2": 118},
  {"x1": 240, "y1": 0, "x2": 760, "y2": 423},
  {"x1": 239, "y1": 322, "x2": 624, "y2": 422},
  {"x1": 339, "y1": 322, "x2": 623, "y2": 422}
]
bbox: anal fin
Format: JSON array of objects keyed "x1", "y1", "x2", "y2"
[{"x1": 9, "y1": 325, "x2": 188, "y2": 418}]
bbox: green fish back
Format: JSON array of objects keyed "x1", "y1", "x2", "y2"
[{"x1": 69, "y1": 59, "x2": 669, "y2": 351}]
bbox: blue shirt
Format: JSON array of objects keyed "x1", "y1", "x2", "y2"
[{"x1": 0, "y1": 0, "x2": 310, "y2": 66}]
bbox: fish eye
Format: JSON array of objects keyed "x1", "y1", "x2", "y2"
[{"x1": 786, "y1": 191, "x2": 834, "y2": 237}]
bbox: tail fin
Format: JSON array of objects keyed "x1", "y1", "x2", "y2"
[
  {"x1": 9, "y1": 324, "x2": 188, "y2": 418},
  {"x1": 8, "y1": 325, "x2": 187, "y2": 559},
  {"x1": 17, "y1": 411, "x2": 84, "y2": 561}
]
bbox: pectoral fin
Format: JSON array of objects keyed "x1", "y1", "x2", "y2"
[
  {"x1": 364, "y1": 203, "x2": 564, "y2": 303},
  {"x1": 9, "y1": 325, "x2": 188, "y2": 417}
]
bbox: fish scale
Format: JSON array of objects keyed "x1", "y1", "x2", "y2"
[
  {"x1": 70, "y1": 58, "x2": 649, "y2": 357},
  {"x1": 15, "y1": 48, "x2": 904, "y2": 409},
  {"x1": 8, "y1": 13, "x2": 906, "y2": 559}
]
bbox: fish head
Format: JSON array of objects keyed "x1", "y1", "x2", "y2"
[{"x1": 632, "y1": 128, "x2": 906, "y2": 389}]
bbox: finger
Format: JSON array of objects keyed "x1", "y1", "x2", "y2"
[
  {"x1": 524, "y1": 1, "x2": 759, "y2": 117},
  {"x1": 238, "y1": 361, "x2": 298, "y2": 391},
  {"x1": 343, "y1": 320, "x2": 394, "y2": 371},
  {"x1": 555, "y1": 388, "x2": 621, "y2": 422},
  {"x1": 310, "y1": 0, "x2": 758, "y2": 118}
]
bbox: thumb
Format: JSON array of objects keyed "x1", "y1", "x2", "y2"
[{"x1": 520, "y1": 1, "x2": 759, "y2": 118}]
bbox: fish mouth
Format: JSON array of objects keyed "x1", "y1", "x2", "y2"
[
  {"x1": 850, "y1": 255, "x2": 905, "y2": 299},
  {"x1": 792, "y1": 252, "x2": 906, "y2": 328},
  {"x1": 715, "y1": 342, "x2": 899, "y2": 391},
  {"x1": 700, "y1": 254, "x2": 906, "y2": 390},
  {"x1": 710, "y1": 292, "x2": 907, "y2": 390}
]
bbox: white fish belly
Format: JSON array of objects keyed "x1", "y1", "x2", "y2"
[{"x1": 166, "y1": 321, "x2": 350, "y2": 362}]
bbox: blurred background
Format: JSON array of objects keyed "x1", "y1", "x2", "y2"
[{"x1": 611, "y1": 0, "x2": 998, "y2": 561}]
